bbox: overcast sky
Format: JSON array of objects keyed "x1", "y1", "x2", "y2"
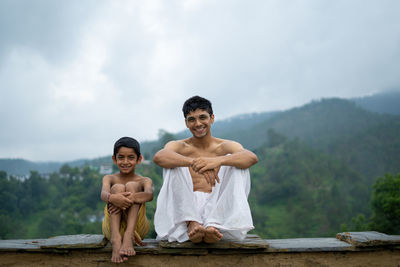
[{"x1": 1, "y1": 0, "x2": 399, "y2": 162}]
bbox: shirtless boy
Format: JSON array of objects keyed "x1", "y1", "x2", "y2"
[
  {"x1": 154, "y1": 96, "x2": 258, "y2": 243},
  {"x1": 101, "y1": 137, "x2": 153, "y2": 263}
]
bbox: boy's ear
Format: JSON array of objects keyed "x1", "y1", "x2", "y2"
[
  {"x1": 137, "y1": 155, "x2": 143, "y2": 164},
  {"x1": 112, "y1": 155, "x2": 117, "y2": 165}
]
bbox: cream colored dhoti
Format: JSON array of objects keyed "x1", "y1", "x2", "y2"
[{"x1": 154, "y1": 166, "x2": 254, "y2": 242}]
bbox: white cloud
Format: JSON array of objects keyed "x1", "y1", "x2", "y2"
[{"x1": 0, "y1": 0, "x2": 399, "y2": 161}]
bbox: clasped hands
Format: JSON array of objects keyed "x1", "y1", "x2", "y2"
[
  {"x1": 191, "y1": 157, "x2": 221, "y2": 186},
  {"x1": 108, "y1": 192, "x2": 135, "y2": 215}
]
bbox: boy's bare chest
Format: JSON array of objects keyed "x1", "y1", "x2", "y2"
[{"x1": 111, "y1": 176, "x2": 143, "y2": 187}]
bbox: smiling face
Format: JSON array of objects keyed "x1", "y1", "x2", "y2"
[
  {"x1": 185, "y1": 108, "x2": 214, "y2": 138},
  {"x1": 112, "y1": 146, "x2": 142, "y2": 175}
]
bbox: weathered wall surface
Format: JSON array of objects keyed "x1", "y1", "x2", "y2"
[
  {"x1": 1, "y1": 232, "x2": 399, "y2": 267},
  {"x1": 1, "y1": 250, "x2": 400, "y2": 267}
]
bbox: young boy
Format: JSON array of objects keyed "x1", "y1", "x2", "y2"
[{"x1": 101, "y1": 137, "x2": 153, "y2": 263}]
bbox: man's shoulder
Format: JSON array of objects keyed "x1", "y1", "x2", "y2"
[
  {"x1": 214, "y1": 137, "x2": 240, "y2": 146},
  {"x1": 166, "y1": 138, "x2": 191, "y2": 149},
  {"x1": 214, "y1": 138, "x2": 244, "y2": 153}
]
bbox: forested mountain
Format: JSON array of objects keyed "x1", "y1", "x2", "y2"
[
  {"x1": 2, "y1": 91, "x2": 399, "y2": 176},
  {"x1": 249, "y1": 131, "x2": 370, "y2": 238},
  {"x1": 352, "y1": 90, "x2": 400, "y2": 115},
  {"x1": 215, "y1": 98, "x2": 400, "y2": 184},
  {"x1": 0, "y1": 159, "x2": 87, "y2": 176},
  {"x1": 1, "y1": 92, "x2": 399, "y2": 240}
]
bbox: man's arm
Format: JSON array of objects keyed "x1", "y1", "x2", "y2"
[
  {"x1": 192, "y1": 141, "x2": 258, "y2": 173},
  {"x1": 131, "y1": 178, "x2": 154, "y2": 203},
  {"x1": 153, "y1": 141, "x2": 193, "y2": 168}
]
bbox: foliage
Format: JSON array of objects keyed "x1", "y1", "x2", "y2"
[
  {"x1": 248, "y1": 130, "x2": 370, "y2": 238},
  {"x1": 369, "y1": 173, "x2": 400, "y2": 234}
]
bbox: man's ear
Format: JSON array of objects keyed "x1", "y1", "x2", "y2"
[
  {"x1": 185, "y1": 118, "x2": 189, "y2": 128},
  {"x1": 210, "y1": 114, "x2": 215, "y2": 124}
]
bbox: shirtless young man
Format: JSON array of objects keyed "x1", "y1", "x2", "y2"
[{"x1": 153, "y1": 96, "x2": 258, "y2": 243}]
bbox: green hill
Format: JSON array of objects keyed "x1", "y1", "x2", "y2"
[
  {"x1": 249, "y1": 130, "x2": 370, "y2": 238},
  {"x1": 222, "y1": 98, "x2": 400, "y2": 183}
]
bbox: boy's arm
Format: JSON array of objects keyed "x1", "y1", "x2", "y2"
[
  {"x1": 192, "y1": 141, "x2": 258, "y2": 173},
  {"x1": 100, "y1": 175, "x2": 132, "y2": 210},
  {"x1": 132, "y1": 178, "x2": 154, "y2": 203},
  {"x1": 153, "y1": 141, "x2": 193, "y2": 168},
  {"x1": 100, "y1": 175, "x2": 113, "y2": 203}
]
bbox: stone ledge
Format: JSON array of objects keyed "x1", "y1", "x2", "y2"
[
  {"x1": 336, "y1": 231, "x2": 400, "y2": 247},
  {"x1": 1, "y1": 232, "x2": 399, "y2": 255}
]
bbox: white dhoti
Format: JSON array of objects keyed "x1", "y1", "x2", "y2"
[{"x1": 154, "y1": 166, "x2": 254, "y2": 242}]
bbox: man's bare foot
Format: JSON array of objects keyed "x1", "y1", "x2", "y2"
[
  {"x1": 120, "y1": 233, "x2": 136, "y2": 259},
  {"x1": 187, "y1": 221, "x2": 205, "y2": 243},
  {"x1": 204, "y1": 226, "x2": 223, "y2": 243},
  {"x1": 111, "y1": 236, "x2": 127, "y2": 263}
]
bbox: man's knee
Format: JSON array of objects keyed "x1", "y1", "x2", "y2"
[
  {"x1": 126, "y1": 181, "x2": 140, "y2": 192},
  {"x1": 111, "y1": 183, "x2": 126, "y2": 193}
]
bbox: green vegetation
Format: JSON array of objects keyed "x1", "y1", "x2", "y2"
[{"x1": 369, "y1": 173, "x2": 400, "y2": 234}]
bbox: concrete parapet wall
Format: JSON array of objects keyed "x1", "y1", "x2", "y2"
[{"x1": 1, "y1": 232, "x2": 399, "y2": 266}]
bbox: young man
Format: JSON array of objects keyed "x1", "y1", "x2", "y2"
[
  {"x1": 101, "y1": 137, "x2": 153, "y2": 263},
  {"x1": 154, "y1": 96, "x2": 258, "y2": 243}
]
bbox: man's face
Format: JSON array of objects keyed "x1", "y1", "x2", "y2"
[
  {"x1": 185, "y1": 109, "x2": 214, "y2": 138},
  {"x1": 112, "y1": 147, "x2": 141, "y2": 174}
]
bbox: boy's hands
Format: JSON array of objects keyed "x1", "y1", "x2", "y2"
[{"x1": 109, "y1": 192, "x2": 133, "y2": 213}]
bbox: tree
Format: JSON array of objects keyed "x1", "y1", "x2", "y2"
[{"x1": 370, "y1": 173, "x2": 400, "y2": 234}]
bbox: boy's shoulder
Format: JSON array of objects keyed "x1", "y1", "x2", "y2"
[
  {"x1": 102, "y1": 173, "x2": 118, "y2": 180},
  {"x1": 135, "y1": 174, "x2": 153, "y2": 183}
]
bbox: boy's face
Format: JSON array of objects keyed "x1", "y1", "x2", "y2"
[
  {"x1": 185, "y1": 108, "x2": 214, "y2": 138},
  {"x1": 112, "y1": 147, "x2": 141, "y2": 174}
]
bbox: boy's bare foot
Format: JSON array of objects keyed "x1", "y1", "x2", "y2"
[
  {"x1": 187, "y1": 221, "x2": 205, "y2": 243},
  {"x1": 204, "y1": 226, "x2": 223, "y2": 243},
  {"x1": 111, "y1": 237, "x2": 127, "y2": 263},
  {"x1": 120, "y1": 233, "x2": 136, "y2": 258}
]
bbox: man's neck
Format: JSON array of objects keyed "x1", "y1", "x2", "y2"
[{"x1": 189, "y1": 133, "x2": 214, "y2": 149}]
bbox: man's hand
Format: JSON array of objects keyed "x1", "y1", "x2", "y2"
[
  {"x1": 201, "y1": 169, "x2": 220, "y2": 186},
  {"x1": 191, "y1": 157, "x2": 221, "y2": 173},
  {"x1": 109, "y1": 192, "x2": 133, "y2": 210}
]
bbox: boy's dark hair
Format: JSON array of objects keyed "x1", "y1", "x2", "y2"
[
  {"x1": 182, "y1": 96, "x2": 213, "y2": 118},
  {"x1": 113, "y1": 137, "x2": 141, "y2": 158}
]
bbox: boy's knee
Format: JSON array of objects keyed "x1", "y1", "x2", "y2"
[
  {"x1": 125, "y1": 181, "x2": 140, "y2": 192},
  {"x1": 111, "y1": 183, "x2": 126, "y2": 193}
]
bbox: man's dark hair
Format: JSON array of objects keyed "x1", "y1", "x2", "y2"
[
  {"x1": 113, "y1": 137, "x2": 141, "y2": 158},
  {"x1": 182, "y1": 96, "x2": 213, "y2": 118}
]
